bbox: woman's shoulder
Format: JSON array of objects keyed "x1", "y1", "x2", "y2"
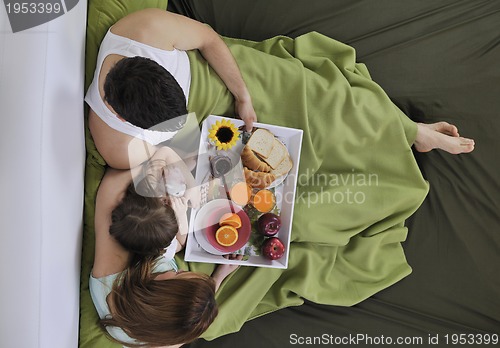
[
  {"x1": 89, "y1": 270, "x2": 119, "y2": 319},
  {"x1": 89, "y1": 271, "x2": 143, "y2": 346},
  {"x1": 153, "y1": 256, "x2": 179, "y2": 274},
  {"x1": 92, "y1": 255, "x2": 178, "y2": 281},
  {"x1": 92, "y1": 168, "x2": 134, "y2": 278}
]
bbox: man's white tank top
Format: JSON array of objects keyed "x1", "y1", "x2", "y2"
[{"x1": 85, "y1": 29, "x2": 191, "y2": 145}]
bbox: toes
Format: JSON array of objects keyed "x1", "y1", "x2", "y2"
[
  {"x1": 460, "y1": 143, "x2": 475, "y2": 153},
  {"x1": 454, "y1": 138, "x2": 475, "y2": 154},
  {"x1": 460, "y1": 138, "x2": 475, "y2": 152},
  {"x1": 414, "y1": 122, "x2": 472, "y2": 154},
  {"x1": 434, "y1": 121, "x2": 459, "y2": 137},
  {"x1": 460, "y1": 138, "x2": 475, "y2": 145},
  {"x1": 450, "y1": 125, "x2": 459, "y2": 137}
]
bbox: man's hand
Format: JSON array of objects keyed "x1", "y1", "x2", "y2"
[{"x1": 235, "y1": 98, "x2": 257, "y2": 132}]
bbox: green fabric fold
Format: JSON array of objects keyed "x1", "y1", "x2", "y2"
[{"x1": 179, "y1": 32, "x2": 429, "y2": 340}]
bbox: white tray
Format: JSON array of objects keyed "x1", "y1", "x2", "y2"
[{"x1": 184, "y1": 115, "x2": 303, "y2": 269}]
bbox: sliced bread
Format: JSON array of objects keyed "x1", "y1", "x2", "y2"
[
  {"x1": 263, "y1": 138, "x2": 287, "y2": 169},
  {"x1": 247, "y1": 128, "x2": 274, "y2": 159},
  {"x1": 271, "y1": 154, "x2": 293, "y2": 177}
]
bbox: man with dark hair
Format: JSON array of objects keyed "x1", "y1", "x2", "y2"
[
  {"x1": 103, "y1": 56, "x2": 188, "y2": 131},
  {"x1": 86, "y1": 9, "x2": 257, "y2": 170},
  {"x1": 86, "y1": 8, "x2": 473, "y2": 172}
]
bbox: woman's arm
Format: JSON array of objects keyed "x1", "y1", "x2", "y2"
[
  {"x1": 149, "y1": 146, "x2": 200, "y2": 208},
  {"x1": 211, "y1": 255, "x2": 243, "y2": 291},
  {"x1": 92, "y1": 168, "x2": 134, "y2": 278},
  {"x1": 170, "y1": 197, "x2": 188, "y2": 252}
]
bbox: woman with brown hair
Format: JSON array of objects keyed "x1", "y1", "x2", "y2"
[
  {"x1": 90, "y1": 146, "x2": 241, "y2": 347},
  {"x1": 104, "y1": 146, "x2": 195, "y2": 261}
]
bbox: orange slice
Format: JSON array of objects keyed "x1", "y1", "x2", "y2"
[
  {"x1": 252, "y1": 189, "x2": 276, "y2": 213},
  {"x1": 215, "y1": 225, "x2": 239, "y2": 247},
  {"x1": 219, "y1": 213, "x2": 242, "y2": 229},
  {"x1": 230, "y1": 181, "x2": 252, "y2": 206}
]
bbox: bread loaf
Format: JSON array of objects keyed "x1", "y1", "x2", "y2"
[
  {"x1": 244, "y1": 167, "x2": 275, "y2": 189},
  {"x1": 241, "y1": 145, "x2": 272, "y2": 172}
]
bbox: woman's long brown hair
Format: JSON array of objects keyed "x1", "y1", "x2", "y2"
[{"x1": 101, "y1": 257, "x2": 218, "y2": 347}]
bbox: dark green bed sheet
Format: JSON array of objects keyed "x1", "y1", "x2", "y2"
[{"x1": 164, "y1": 1, "x2": 500, "y2": 347}]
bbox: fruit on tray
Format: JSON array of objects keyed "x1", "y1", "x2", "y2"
[
  {"x1": 219, "y1": 213, "x2": 242, "y2": 229},
  {"x1": 252, "y1": 189, "x2": 276, "y2": 213},
  {"x1": 230, "y1": 181, "x2": 252, "y2": 206},
  {"x1": 215, "y1": 225, "x2": 239, "y2": 247},
  {"x1": 257, "y1": 213, "x2": 281, "y2": 237},
  {"x1": 262, "y1": 237, "x2": 285, "y2": 260}
]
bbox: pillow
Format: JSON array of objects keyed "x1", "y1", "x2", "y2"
[
  {"x1": 85, "y1": 0, "x2": 169, "y2": 90},
  {"x1": 80, "y1": 1, "x2": 168, "y2": 348}
]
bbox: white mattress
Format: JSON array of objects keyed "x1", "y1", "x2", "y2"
[{"x1": 0, "y1": 2, "x2": 87, "y2": 347}]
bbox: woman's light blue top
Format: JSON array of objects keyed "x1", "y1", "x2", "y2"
[{"x1": 89, "y1": 257, "x2": 178, "y2": 346}]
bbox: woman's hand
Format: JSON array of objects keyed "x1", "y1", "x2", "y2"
[
  {"x1": 170, "y1": 196, "x2": 188, "y2": 216},
  {"x1": 235, "y1": 98, "x2": 257, "y2": 132},
  {"x1": 212, "y1": 254, "x2": 243, "y2": 291},
  {"x1": 184, "y1": 186, "x2": 201, "y2": 209},
  {"x1": 170, "y1": 196, "x2": 188, "y2": 229},
  {"x1": 217, "y1": 254, "x2": 243, "y2": 277}
]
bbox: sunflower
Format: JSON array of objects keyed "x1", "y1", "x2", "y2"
[{"x1": 208, "y1": 119, "x2": 240, "y2": 150}]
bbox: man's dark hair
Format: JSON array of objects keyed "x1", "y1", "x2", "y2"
[{"x1": 104, "y1": 56, "x2": 187, "y2": 130}]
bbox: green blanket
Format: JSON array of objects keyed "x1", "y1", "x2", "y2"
[{"x1": 80, "y1": 3, "x2": 429, "y2": 347}]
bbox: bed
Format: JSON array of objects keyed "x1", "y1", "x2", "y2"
[{"x1": 80, "y1": 1, "x2": 500, "y2": 347}]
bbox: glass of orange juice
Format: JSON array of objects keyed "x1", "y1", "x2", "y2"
[
  {"x1": 252, "y1": 189, "x2": 276, "y2": 213},
  {"x1": 230, "y1": 181, "x2": 252, "y2": 206}
]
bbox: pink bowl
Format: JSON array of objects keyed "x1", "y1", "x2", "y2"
[{"x1": 200, "y1": 204, "x2": 251, "y2": 253}]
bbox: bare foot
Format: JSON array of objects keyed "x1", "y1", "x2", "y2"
[{"x1": 414, "y1": 122, "x2": 475, "y2": 154}]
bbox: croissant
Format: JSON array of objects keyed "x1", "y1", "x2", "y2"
[
  {"x1": 244, "y1": 167, "x2": 275, "y2": 189},
  {"x1": 241, "y1": 146, "x2": 272, "y2": 172}
]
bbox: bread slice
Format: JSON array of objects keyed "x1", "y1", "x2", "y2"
[
  {"x1": 246, "y1": 129, "x2": 274, "y2": 159},
  {"x1": 262, "y1": 138, "x2": 287, "y2": 169},
  {"x1": 271, "y1": 154, "x2": 293, "y2": 177}
]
